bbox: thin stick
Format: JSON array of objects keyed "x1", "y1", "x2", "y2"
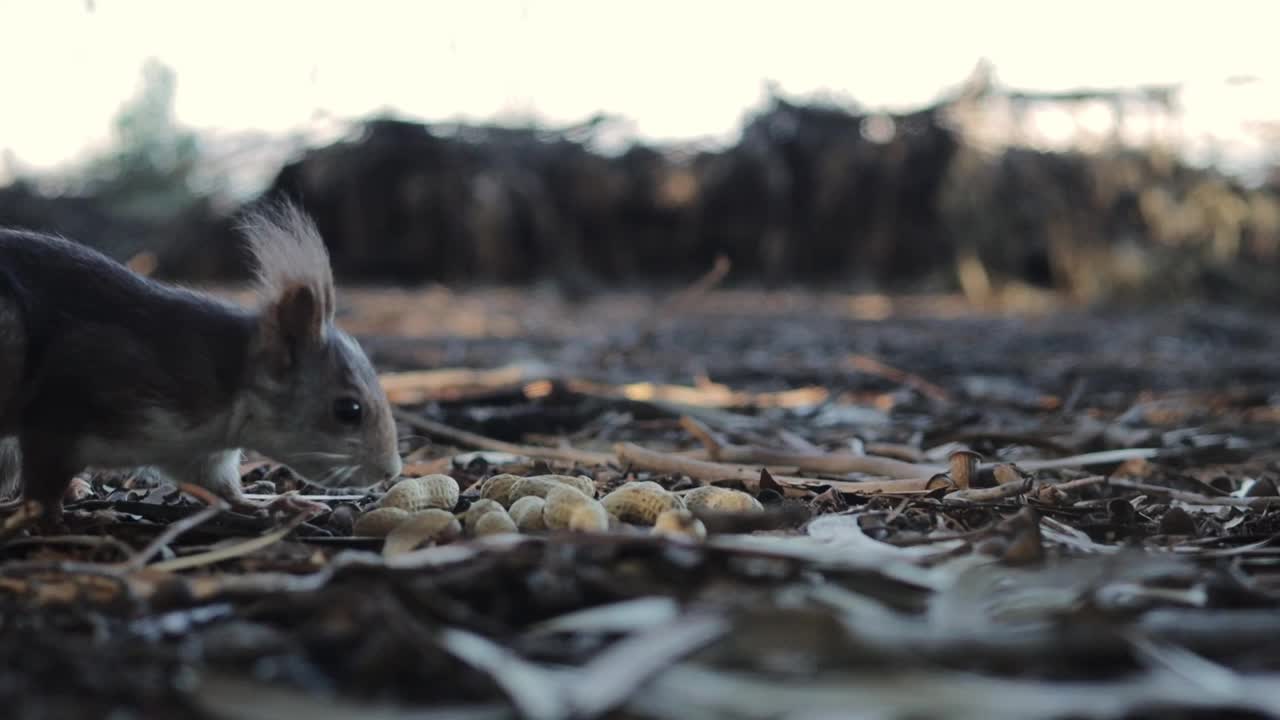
[
  {"x1": 393, "y1": 409, "x2": 615, "y2": 467},
  {"x1": 1000, "y1": 448, "x2": 1160, "y2": 472},
  {"x1": 379, "y1": 362, "x2": 549, "y2": 404},
  {"x1": 614, "y1": 442, "x2": 947, "y2": 495},
  {"x1": 844, "y1": 354, "x2": 951, "y2": 403},
  {"x1": 126, "y1": 489, "x2": 228, "y2": 571},
  {"x1": 566, "y1": 378, "x2": 825, "y2": 412},
  {"x1": 1049, "y1": 475, "x2": 1109, "y2": 493},
  {"x1": 679, "y1": 415, "x2": 727, "y2": 457},
  {"x1": 716, "y1": 445, "x2": 942, "y2": 479},
  {"x1": 146, "y1": 511, "x2": 314, "y2": 573},
  {"x1": 240, "y1": 493, "x2": 367, "y2": 502},
  {"x1": 1108, "y1": 479, "x2": 1280, "y2": 507},
  {"x1": 636, "y1": 254, "x2": 732, "y2": 340},
  {"x1": 679, "y1": 415, "x2": 944, "y2": 478},
  {"x1": 615, "y1": 442, "x2": 766, "y2": 487},
  {"x1": 863, "y1": 442, "x2": 925, "y2": 463},
  {"x1": 179, "y1": 482, "x2": 230, "y2": 508},
  {"x1": 942, "y1": 474, "x2": 1110, "y2": 505},
  {"x1": 944, "y1": 481, "x2": 1032, "y2": 504}
]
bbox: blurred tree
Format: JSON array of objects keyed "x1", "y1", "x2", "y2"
[{"x1": 79, "y1": 58, "x2": 203, "y2": 222}]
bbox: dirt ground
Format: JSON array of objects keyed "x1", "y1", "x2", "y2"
[{"x1": 3, "y1": 286, "x2": 1280, "y2": 720}]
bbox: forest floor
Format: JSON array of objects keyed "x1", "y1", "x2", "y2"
[{"x1": 4, "y1": 285, "x2": 1280, "y2": 720}]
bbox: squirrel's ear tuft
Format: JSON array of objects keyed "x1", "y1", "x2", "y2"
[{"x1": 238, "y1": 198, "x2": 336, "y2": 326}]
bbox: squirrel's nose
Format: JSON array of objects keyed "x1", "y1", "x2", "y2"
[{"x1": 382, "y1": 454, "x2": 404, "y2": 481}]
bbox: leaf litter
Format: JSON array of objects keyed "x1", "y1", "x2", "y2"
[{"x1": 3, "y1": 287, "x2": 1280, "y2": 719}]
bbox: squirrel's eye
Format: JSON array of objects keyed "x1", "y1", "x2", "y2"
[{"x1": 333, "y1": 397, "x2": 363, "y2": 425}]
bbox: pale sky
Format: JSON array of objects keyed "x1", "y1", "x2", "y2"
[{"x1": 2, "y1": 0, "x2": 1280, "y2": 183}]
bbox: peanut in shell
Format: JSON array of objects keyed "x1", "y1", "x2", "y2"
[
  {"x1": 460, "y1": 498, "x2": 505, "y2": 529},
  {"x1": 600, "y1": 481, "x2": 684, "y2": 525},
  {"x1": 541, "y1": 485, "x2": 594, "y2": 530},
  {"x1": 478, "y1": 473, "x2": 523, "y2": 506},
  {"x1": 380, "y1": 474, "x2": 459, "y2": 513},
  {"x1": 543, "y1": 474, "x2": 597, "y2": 498},
  {"x1": 382, "y1": 508, "x2": 462, "y2": 558},
  {"x1": 353, "y1": 507, "x2": 411, "y2": 537},
  {"x1": 652, "y1": 509, "x2": 707, "y2": 541},
  {"x1": 682, "y1": 485, "x2": 764, "y2": 514},
  {"x1": 472, "y1": 509, "x2": 519, "y2": 537},
  {"x1": 509, "y1": 496, "x2": 547, "y2": 531},
  {"x1": 507, "y1": 474, "x2": 597, "y2": 505},
  {"x1": 568, "y1": 502, "x2": 610, "y2": 532}
]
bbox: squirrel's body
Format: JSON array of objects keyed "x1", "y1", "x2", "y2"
[{"x1": 0, "y1": 202, "x2": 402, "y2": 522}]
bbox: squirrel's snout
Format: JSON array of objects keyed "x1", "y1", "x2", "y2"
[{"x1": 380, "y1": 454, "x2": 404, "y2": 482}]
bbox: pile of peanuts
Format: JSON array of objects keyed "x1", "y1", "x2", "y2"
[{"x1": 351, "y1": 473, "x2": 765, "y2": 557}]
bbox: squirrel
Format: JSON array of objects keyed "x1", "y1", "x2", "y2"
[{"x1": 0, "y1": 199, "x2": 403, "y2": 526}]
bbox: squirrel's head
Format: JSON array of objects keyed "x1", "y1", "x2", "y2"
[{"x1": 235, "y1": 200, "x2": 402, "y2": 490}]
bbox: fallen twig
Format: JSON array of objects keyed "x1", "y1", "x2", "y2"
[
  {"x1": 944, "y1": 480, "x2": 1033, "y2": 504},
  {"x1": 862, "y1": 442, "x2": 926, "y2": 463},
  {"x1": 379, "y1": 362, "x2": 553, "y2": 404},
  {"x1": 392, "y1": 409, "x2": 615, "y2": 467},
  {"x1": 1002, "y1": 448, "x2": 1161, "y2": 472},
  {"x1": 1108, "y1": 479, "x2": 1280, "y2": 507},
  {"x1": 843, "y1": 353, "x2": 951, "y2": 403},
  {"x1": 566, "y1": 378, "x2": 827, "y2": 410},
  {"x1": 1049, "y1": 475, "x2": 1110, "y2": 493},
  {"x1": 125, "y1": 486, "x2": 228, "y2": 570},
  {"x1": 146, "y1": 511, "x2": 315, "y2": 573},
  {"x1": 615, "y1": 442, "x2": 949, "y2": 495},
  {"x1": 679, "y1": 416, "x2": 944, "y2": 478},
  {"x1": 943, "y1": 473, "x2": 1109, "y2": 505},
  {"x1": 634, "y1": 254, "x2": 732, "y2": 342}
]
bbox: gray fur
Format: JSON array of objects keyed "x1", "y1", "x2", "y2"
[
  {"x1": 232, "y1": 315, "x2": 402, "y2": 490},
  {"x1": 0, "y1": 437, "x2": 19, "y2": 498},
  {"x1": 0, "y1": 200, "x2": 402, "y2": 512},
  {"x1": 231, "y1": 200, "x2": 402, "y2": 490}
]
